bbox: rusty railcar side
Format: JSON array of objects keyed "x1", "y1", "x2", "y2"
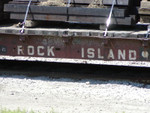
[{"x1": 0, "y1": 27, "x2": 149, "y2": 67}]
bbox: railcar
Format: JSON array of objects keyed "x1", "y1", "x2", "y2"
[{"x1": 0, "y1": 0, "x2": 150, "y2": 67}]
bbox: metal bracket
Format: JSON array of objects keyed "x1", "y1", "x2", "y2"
[{"x1": 145, "y1": 25, "x2": 150, "y2": 38}]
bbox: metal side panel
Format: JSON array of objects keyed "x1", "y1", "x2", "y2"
[{"x1": 0, "y1": 34, "x2": 150, "y2": 67}]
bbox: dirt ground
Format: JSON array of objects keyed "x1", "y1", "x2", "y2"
[{"x1": 0, "y1": 75, "x2": 150, "y2": 113}]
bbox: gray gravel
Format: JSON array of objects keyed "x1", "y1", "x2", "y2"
[{"x1": 0, "y1": 75, "x2": 150, "y2": 113}]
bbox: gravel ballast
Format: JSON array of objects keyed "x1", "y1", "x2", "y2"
[{"x1": 0, "y1": 75, "x2": 150, "y2": 113}]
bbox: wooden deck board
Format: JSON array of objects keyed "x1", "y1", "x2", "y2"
[
  {"x1": 4, "y1": 4, "x2": 67, "y2": 14},
  {"x1": 4, "y1": 4, "x2": 127, "y2": 17},
  {"x1": 0, "y1": 24, "x2": 146, "y2": 38},
  {"x1": 10, "y1": 13, "x2": 134, "y2": 25},
  {"x1": 69, "y1": 16, "x2": 134, "y2": 25},
  {"x1": 68, "y1": 7, "x2": 126, "y2": 17},
  {"x1": 10, "y1": 13, "x2": 67, "y2": 22}
]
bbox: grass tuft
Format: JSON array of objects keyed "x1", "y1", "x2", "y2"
[
  {"x1": 0, "y1": 108, "x2": 26, "y2": 113},
  {"x1": 0, "y1": 108, "x2": 57, "y2": 113}
]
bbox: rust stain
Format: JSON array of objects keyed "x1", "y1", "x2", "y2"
[{"x1": 0, "y1": 34, "x2": 150, "y2": 62}]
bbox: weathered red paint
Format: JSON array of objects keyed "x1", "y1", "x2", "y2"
[{"x1": 0, "y1": 34, "x2": 150, "y2": 66}]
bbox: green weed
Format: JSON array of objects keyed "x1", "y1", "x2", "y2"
[{"x1": 0, "y1": 108, "x2": 56, "y2": 113}]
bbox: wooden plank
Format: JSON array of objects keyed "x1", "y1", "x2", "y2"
[
  {"x1": 139, "y1": 8, "x2": 150, "y2": 15},
  {"x1": 4, "y1": 4, "x2": 127, "y2": 17},
  {"x1": 140, "y1": 15, "x2": 150, "y2": 23},
  {"x1": 142, "y1": 0, "x2": 149, "y2": 1},
  {"x1": 68, "y1": 16, "x2": 134, "y2": 25},
  {"x1": 4, "y1": 4, "x2": 67, "y2": 14},
  {"x1": 10, "y1": 13, "x2": 67, "y2": 21},
  {"x1": 10, "y1": 13, "x2": 134, "y2": 25},
  {"x1": 140, "y1": 1, "x2": 150, "y2": 8},
  {"x1": 68, "y1": 7, "x2": 126, "y2": 17},
  {"x1": 64, "y1": 0, "x2": 130, "y2": 6},
  {"x1": 64, "y1": 0, "x2": 131, "y2": 6},
  {"x1": 103, "y1": 0, "x2": 131, "y2": 6}
]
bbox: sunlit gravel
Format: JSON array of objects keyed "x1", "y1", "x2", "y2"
[{"x1": 0, "y1": 75, "x2": 150, "y2": 113}]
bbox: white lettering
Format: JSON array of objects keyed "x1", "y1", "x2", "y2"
[
  {"x1": 87, "y1": 48, "x2": 95, "y2": 58},
  {"x1": 47, "y1": 46, "x2": 55, "y2": 56},
  {"x1": 28, "y1": 46, "x2": 34, "y2": 56},
  {"x1": 108, "y1": 49, "x2": 114, "y2": 59},
  {"x1": 37, "y1": 46, "x2": 44, "y2": 56},
  {"x1": 98, "y1": 48, "x2": 104, "y2": 59},
  {"x1": 17, "y1": 46, "x2": 24, "y2": 55},
  {"x1": 17, "y1": 46, "x2": 138, "y2": 61},
  {"x1": 81, "y1": 48, "x2": 84, "y2": 58},
  {"x1": 118, "y1": 49, "x2": 126, "y2": 60},
  {"x1": 129, "y1": 50, "x2": 136, "y2": 60},
  {"x1": 142, "y1": 51, "x2": 149, "y2": 59}
]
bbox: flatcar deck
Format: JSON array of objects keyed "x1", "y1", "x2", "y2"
[
  {"x1": 0, "y1": 23, "x2": 150, "y2": 67},
  {"x1": 0, "y1": 24, "x2": 147, "y2": 38}
]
